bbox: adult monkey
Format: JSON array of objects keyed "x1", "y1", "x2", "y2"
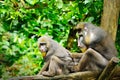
[
  {"x1": 71, "y1": 22, "x2": 118, "y2": 72},
  {"x1": 37, "y1": 36, "x2": 73, "y2": 77}
]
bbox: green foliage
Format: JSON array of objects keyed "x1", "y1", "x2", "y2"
[
  {"x1": 2, "y1": 52, "x2": 43, "y2": 79},
  {"x1": 0, "y1": 31, "x2": 43, "y2": 78},
  {"x1": 1, "y1": 0, "x2": 119, "y2": 79},
  {"x1": 116, "y1": 18, "x2": 120, "y2": 59}
]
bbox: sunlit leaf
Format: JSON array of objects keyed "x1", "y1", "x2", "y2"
[
  {"x1": 84, "y1": 0, "x2": 93, "y2": 4},
  {"x1": 86, "y1": 17, "x2": 94, "y2": 22},
  {"x1": 55, "y1": 0, "x2": 63, "y2": 9},
  {"x1": 25, "y1": 0, "x2": 39, "y2": 5}
]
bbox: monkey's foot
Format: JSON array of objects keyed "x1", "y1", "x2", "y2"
[
  {"x1": 70, "y1": 65, "x2": 80, "y2": 72},
  {"x1": 42, "y1": 71, "x2": 55, "y2": 77}
]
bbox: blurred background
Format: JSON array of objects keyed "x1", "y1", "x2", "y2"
[{"x1": 0, "y1": 0, "x2": 119, "y2": 79}]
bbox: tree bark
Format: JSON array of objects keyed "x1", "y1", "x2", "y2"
[
  {"x1": 100, "y1": 0, "x2": 120, "y2": 41},
  {"x1": 66, "y1": 28, "x2": 77, "y2": 50},
  {"x1": 98, "y1": 57, "x2": 119, "y2": 80}
]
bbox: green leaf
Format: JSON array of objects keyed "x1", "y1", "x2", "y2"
[
  {"x1": 55, "y1": 0, "x2": 63, "y2": 9},
  {"x1": 86, "y1": 17, "x2": 94, "y2": 22},
  {"x1": 25, "y1": 0, "x2": 39, "y2": 5},
  {"x1": 84, "y1": 0, "x2": 93, "y2": 4}
]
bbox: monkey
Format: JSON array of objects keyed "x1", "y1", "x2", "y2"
[
  {"x1": 71, "y1": 22, "x2": 118, "y2": 72},
  {"x1": 37, "y1": 36, "x2": 73, "y2": 77},
  {"x1": 69, "y1": 53, "x2": 83, "y2": 66},
  {"x1": 77, "y1": 35, "x2": 87, "y2": 53}
]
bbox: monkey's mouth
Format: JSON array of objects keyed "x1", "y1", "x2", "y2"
[
  {"x1": 40, "y1": 50, "x2": 46, "y2": 52},
  {"x1": 78, "y1": 37, "x2": 84, "y2": 48},
  {"x1": 78, "y1": 42, "x2": 85, "y2": 48}
]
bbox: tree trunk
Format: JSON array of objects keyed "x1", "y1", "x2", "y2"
[
  {"x1": 66, "y1": 28, "x2": 77, "y2": 50},
  {"x1": 100, "y1": 0, "x2": 120, "y2": 41}
]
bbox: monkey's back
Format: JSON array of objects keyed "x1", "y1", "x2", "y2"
[
  {"x1": 47, "y1": 36, "x2": 72, "y2": 62},
  {"x1": 92, "y1": 34, "x2": 117, "y2": 60}
]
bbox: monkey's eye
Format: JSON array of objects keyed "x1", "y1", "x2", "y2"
[
  {"x1": 40, "y1": 43, "x2": 46, "y2": 45},
  {"x1": 76, "y1": 29, "x2": 82, "y2": 32}
]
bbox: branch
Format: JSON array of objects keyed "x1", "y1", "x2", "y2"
[
  {"x1": 9, "y1": 71, "x2": 99, "y2": 80},
  {"x1": 9, "y1": 57, "x2": 120, "y2": 80},
  {"x1": 66, "y1": 28, "x2": 77, "y2": 50}
]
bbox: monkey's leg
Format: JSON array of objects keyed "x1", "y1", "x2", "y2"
[
  {"x1": 68, "y1": 53, "x2": 83, "y2": 70},
  {"x1": 37, "y1": 60, "x2": 50, "y2": 75},
  {"x1": 71, "y1": 53, "x2": 83, "y2": 59},
  {"x1": 42, "y1": 55, "x2": 64, "y2": 77},
  {"x1": 79, "y1": 48, "x2": 108, "y2": 71},
  {"x1": 72, "y1": 48, "x2": 108, "y2": 72}
]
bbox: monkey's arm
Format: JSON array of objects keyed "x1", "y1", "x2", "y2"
[
  {"x1": 37, "y1": 60, "x2": 50, "y2": 75},
  {"x1": 45, "y1": 48, "x2": 55, "y2": 60}
]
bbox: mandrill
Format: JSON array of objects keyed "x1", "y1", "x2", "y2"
[{"x1": 37, "y1": 36, "x2": 73, "y2": 77}]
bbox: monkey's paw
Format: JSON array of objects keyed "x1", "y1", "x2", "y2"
[
  {"x1": 70, "y1": 65, "x2": 80, "y2": 72},
  {"x1": 42, "y1": 71, "x2": 55, "y2": 77}
]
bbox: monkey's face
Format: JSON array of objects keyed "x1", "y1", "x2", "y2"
[
  {"x1": 76, "y1": 23, "x2": 88, "y2": 52},
  {"x1": 77, "y1": 35, "x2": 87, "y2": 53},
  {"x1": 38, "y1": 36, "x2": 50, "y2": 58},
  {"x1": 39, "y1": 43, "x2": 48, "y2": 58},
  {"x1": 77, "y1": 26, "x2": 88, "y2": 46}
]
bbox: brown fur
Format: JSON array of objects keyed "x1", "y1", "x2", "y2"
[
  {"x1": 37, "y1": 36, "x2": 72, "y2": 76},
  {"x1": 71, "y1": 22, "x2": 117, "y2": 72}
]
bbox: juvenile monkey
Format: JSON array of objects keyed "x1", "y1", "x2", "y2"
[
  {"x1": 37, "y1": 36, "x2": 72, "y2": 77},
  {"x1": 71, "y1": 22, "x2": 117, "y2": 72}
]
